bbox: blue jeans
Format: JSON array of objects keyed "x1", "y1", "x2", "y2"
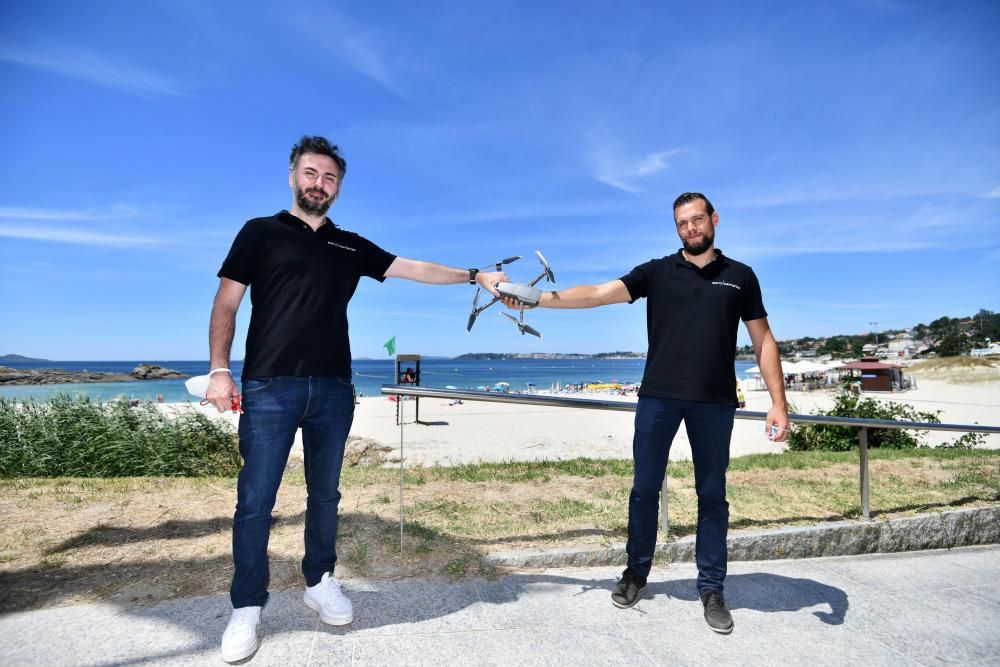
[
  {"x1": 230, "y1": 376, "x2": 355, "y2": 609},
  {"x1": 626, "y1": 396, "x2": 735, "y2": 592}
]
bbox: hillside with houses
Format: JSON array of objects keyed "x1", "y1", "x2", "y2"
[{"x1": 738, "y1": 309, "x2": 999, "y2": 361}]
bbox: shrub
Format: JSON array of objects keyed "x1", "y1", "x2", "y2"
[
  {"x1": 787, "y1": 388, "x2": 940, "y2": 451},
  {"x1": 0, "y1": 394, "x2": 240, "y2": 477}
]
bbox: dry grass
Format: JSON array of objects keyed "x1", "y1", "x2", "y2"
[
  {"x1": 1, "y1": 450, "x2": 997, "y2": 613},
  {"x1": 907, "y1": 357, "x2": 1000, "y2": 383}
]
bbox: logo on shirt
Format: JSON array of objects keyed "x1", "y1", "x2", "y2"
[
  {"x1": 327, "y1": 241, "x2": 356, "y2": 252},
  {"x1": 712, "y1": 281, "x2": 741, "y2": 290}
]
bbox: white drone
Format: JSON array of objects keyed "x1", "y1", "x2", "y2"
[{"x1": 467, "y1": 251, "x2": 557, "y2": 338}]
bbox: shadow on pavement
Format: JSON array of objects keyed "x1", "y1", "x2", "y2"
[{"x1": 645, "y1": 572, "x2": 849, "y2": 625}]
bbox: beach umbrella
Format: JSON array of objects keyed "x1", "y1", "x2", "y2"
[
  {"x1": 745, "y1": 366, "x2": 761, "y2": 375},
  {"x1": 794, "y1": 361, "x2": 829, "y2": 374}
]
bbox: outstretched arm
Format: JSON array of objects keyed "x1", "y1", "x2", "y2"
[
  {"x1": 746, "y1": 316, "x2": 790, "y2": 441},
  {"x1": 506, "y1": 279, "x2": 631, "y2": 310},
  {"x1": 384, "y1": 257, "x2": 506, "y2": 297}
]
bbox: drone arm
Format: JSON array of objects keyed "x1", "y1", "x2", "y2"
[
  {"x1": 480, "y1": 256, "x2": 521, "y2": 271},
  {"x1": 526, "y1": 272, "x2": 546, "y2": 287},
  {"x1": 473, "y1": 295, "x2": 501, "y2": 315}
]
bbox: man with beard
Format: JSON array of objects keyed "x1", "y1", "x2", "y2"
[
  {"x1": 503, "y1": 192, "x2": 788, "y2": 634},
  {"x1": 206, "y1": 136, "x2": 508, "y2": 663}
]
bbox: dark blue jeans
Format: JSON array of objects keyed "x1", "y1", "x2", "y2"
[
  {"x1": 626, "y1": 396, "x2": 735, "y2": 592},
  {"x1": 230, "y1": 376, "x2": 355, "y2": 608}
]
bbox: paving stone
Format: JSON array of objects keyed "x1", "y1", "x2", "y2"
[
  {"x1": 2, "y1": 546, "x2": 997, "y2": 666},
  {"x1": 350, "y1": 624, "x2": 654, "y2": 666},
  {"x1": 315, "y1": 578, "x2": 488, "y2": 638}
]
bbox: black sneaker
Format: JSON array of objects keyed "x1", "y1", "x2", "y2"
[
  {"x1": 700, "y1": 589, "x2": 734, "y2": 634},
  {"x1": 611, "y1": 568, "x2": 647, "y2": 608}
]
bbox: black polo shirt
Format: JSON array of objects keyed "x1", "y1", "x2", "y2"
[
  {"x1": 218, "y1": 211, "x2": 396, "y2": 378},
  {"x1": 620, "y1": 249, "x2": 767, "y2": 405}
]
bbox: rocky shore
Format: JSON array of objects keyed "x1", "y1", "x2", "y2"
[{"x1": 0, "y1": 364, "x2": 190, "y2": 385}]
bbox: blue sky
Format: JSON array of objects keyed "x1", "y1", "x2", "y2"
[{"x1": 1, "y1": 0, "x2": 998, "y2": 361}]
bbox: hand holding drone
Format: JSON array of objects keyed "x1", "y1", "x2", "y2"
[{"x1": 467, "y1": 251, "x2": 556, "y2": 338}]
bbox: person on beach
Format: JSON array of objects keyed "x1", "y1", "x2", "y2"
[
  {"x1": 205, "y1": 135, "x2": 508, "y2": 663},
  {"x1": 504, "y1": 192, "x2": 789, "y2": 634}
]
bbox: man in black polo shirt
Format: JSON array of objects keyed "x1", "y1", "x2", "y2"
[
  {"x1": 205, "y1": 136, "x2": 508, "y2": 663},
  {"x1": 507, "y1": 192, "x2": 788, "y2": 634}
]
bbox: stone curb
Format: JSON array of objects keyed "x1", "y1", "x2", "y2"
[{"x1": 482, "y1": 505, "x2": 1000, "y2": 569}]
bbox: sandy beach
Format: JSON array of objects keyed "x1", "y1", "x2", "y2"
[{"x1": 168, "y1": 377, "x2": 1000, "y2": 467}]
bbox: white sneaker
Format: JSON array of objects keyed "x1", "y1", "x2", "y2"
[
  {"x1": 303, "y1": 572, "x2": 353, "y2": 625},
  {"x1": 220, "y1": 606, "x2": 262, "y2": 663}
]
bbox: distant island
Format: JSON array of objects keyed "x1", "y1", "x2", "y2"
[
  {"x1": 0, "y1": 364, "x2": 190, "y2": 386},
  {"x1": 454, "y1": 351, "x2": 646, "y2": 360},
  {"x1": 0, "y1": 354, "x2": 51, "y2": 363}
]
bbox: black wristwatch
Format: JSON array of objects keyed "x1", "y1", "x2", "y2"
[{"x1": 468, "y1": 268, "x2": 479, "y2": 284}]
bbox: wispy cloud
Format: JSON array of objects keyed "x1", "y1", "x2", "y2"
[
  {"x1": 724, "y1": 190, "x2": 1000, "y2": 261},
  {"x1": 770, "y1": 299, "x2": 912, "y2": 311},
  {"x1": 288, "y1": 6, "x2": 403, "y2": 97},
  {"x1": 0, "y1": 43, "x2": 184, "y2": 97},
  {"x1": 735, "y1": 239, "x2": 938, "y2": 260},
  {"x1": 0, "y1": 205, "x2": 164, "y2": 247},
  {"x1": 983, "y1": 186, "x2": 1000, "y2": 199},
  {"x1": 591, "y1": 148, "x2": 682, "y2": 193},
  {"x1": 0, "y1": 205, "x2": 138, "y2": 221},
  {"x1": 339, "y1": 32, "x2": 399, "y2": 94},
  {"x1": 0, "y1": 225, "x2": 162, "y2": 247}
]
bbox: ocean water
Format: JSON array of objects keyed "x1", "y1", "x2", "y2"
[{"x1": 0, "y1": 358, "x2": 758, "y2": 402}]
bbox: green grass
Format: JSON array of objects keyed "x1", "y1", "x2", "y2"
[
  {"x1": 0, "y1": 395, "x2": 240, "y2": 478},
  {"x1": 337, "y1": 448, "x2": 998, "y2": 488},
  {"x1": 441, "y1": 552, "x2": 477, "y2": 579},
  {"x1": 435, "y1": 458, "x2": 635, "y2": 483}
]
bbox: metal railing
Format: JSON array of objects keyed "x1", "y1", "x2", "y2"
[{"x1": 381, "y1": 385, "x2": 1000, "y2": 544}]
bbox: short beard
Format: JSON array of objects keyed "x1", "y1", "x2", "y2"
[
  {"x1": 296, "y1": 187, "x2": 332, "y2": 216},
  {"x1": 682, "y1": 231, "x2": 714, "y2": 256}
]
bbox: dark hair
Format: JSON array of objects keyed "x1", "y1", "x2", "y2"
[
  {"x1": 672, "y1": 192, "x2": 714, "y2": 217},
  {"x1": 289, "y1": 136, "x2": 347, "y2": 179}
]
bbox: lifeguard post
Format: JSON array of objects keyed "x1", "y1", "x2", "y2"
[{"x1": 394, "y1": 353, "x2": 423, "y2": 425}]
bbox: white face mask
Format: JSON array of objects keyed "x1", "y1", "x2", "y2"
[{"x1": 185, "y1": 374, "x2": 211, "y2": 398}]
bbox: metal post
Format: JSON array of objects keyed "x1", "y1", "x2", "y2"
[
  {"x1": 660, "y1": 474, "x2": 669, "y2": 539},
  {"x1": 399, "y1": 397, "x2": 405, "y2": 551},
  {"x1": 859, "y1": 426, "x2": 870, "y2": 520}
]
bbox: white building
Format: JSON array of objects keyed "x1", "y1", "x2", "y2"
[{"x1": 888, "y1": 333, "x2": 917, "y2": 358}]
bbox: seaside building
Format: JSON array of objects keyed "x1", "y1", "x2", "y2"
[
  {"x1": 971, "y1": 342, "x2": 1000, "y2": 357},
  {"x1": 888, "y1": 332, "x2": 917, "y2": 358},
  {"x1": 836, "y1": 356, "x2": 910, "y2": 392}
]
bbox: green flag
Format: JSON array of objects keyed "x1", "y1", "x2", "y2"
[{"x1": 383, "y1": 336, "x2": 396, "y2": 356}]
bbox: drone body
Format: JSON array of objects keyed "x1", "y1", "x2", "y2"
[
  {"x1": 495, "y1": 282, "x2": 542, "y2": 307},
  {"x1": 466, "y1": 251, "x2": 556, "y2": 338}
]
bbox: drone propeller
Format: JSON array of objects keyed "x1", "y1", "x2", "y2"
[
  {"x1": 467, "y1": 289, "x2": 481, "y2": 332},
  {"x1": 535, "y1": 250, "x2": 556, "y2": 284},
  {"x1": 482, "y1": 255, "x2": 522, "y2": 271},
  {"x1": 521, "y1": 323, "x2": 542, "y2": 338},
  {"x1": 499, "y1": 311, "x2": 542, "y2": 338}
]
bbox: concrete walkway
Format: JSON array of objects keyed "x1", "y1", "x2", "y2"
[{"x1": 2, "y1": 545, "x2": 998, "y2": 666}]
